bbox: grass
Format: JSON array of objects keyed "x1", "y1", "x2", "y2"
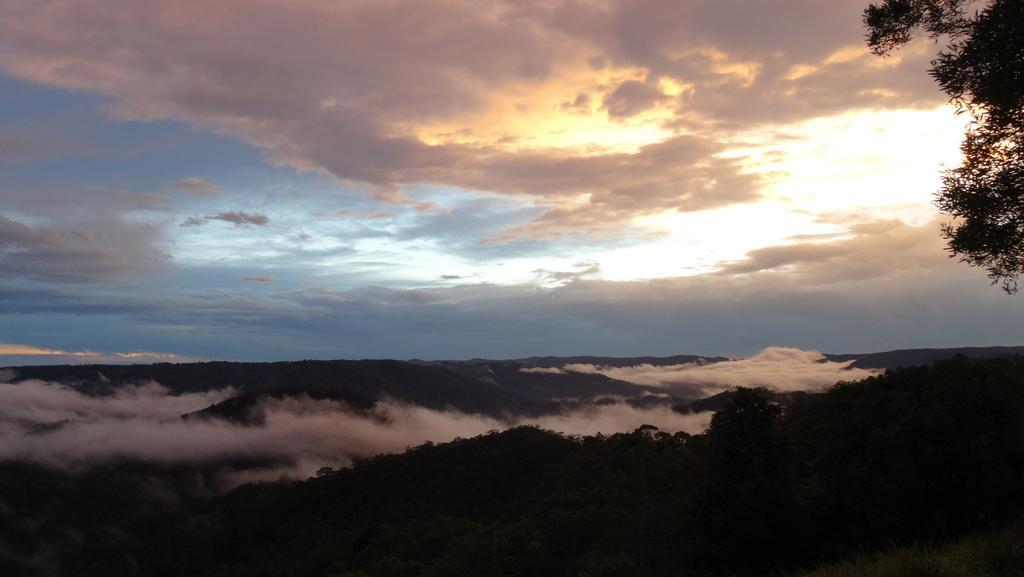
[{"x1": 799, "y1": 523, "x2": 1024, "y2": 577}]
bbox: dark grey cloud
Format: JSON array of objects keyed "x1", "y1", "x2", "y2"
[
  {"x1": 0, "y1": 213, "x2": 167, "y2": 282},
  {"x1": 0, "y1": 183, "x2": 173, "y2": 286},
  {"x1": 181, "y1": 211, "x2": 269, "y2": 227},
  {"x1": 242, "y1": 275, "x2": 273, "y2": 284},
  {"x1": 561, "y1": 92, "x2": 591, "y2": 112},
  {"x1": 165, "y1": 177, "x2": 223, "y2": 197},
  {"x1": 215, "y1": 211, "x2": 269, "y2": 226},
  {"x1": 716, "y1": 219, "x2": 950, "y2": 282},
  {"x1": 180, "y1": 216, "x2": 206, "y2": 227},
  {"x1": 601, "y1": 80, "x2": 666, "y2": 118},
  {"x1": 534, "y1": 261, "x2": 601, "y2": 285}
]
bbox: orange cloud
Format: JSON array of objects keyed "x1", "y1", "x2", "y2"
[
  {"x1": 0, "y1": 0, "x2": 944, "y2": 241},
  {"x1": 0, "y1": 343, "x2": 195, "y2": 364},
  {"x1": 0, "y1": 343, "x2": 70, "y2": 356}
]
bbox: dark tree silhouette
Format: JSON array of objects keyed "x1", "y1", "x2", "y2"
[
  {"x1": 865, "y1": 0, "x2": 1024, "y2": 292},
  {"x1": 696, "y1": 388, "x2": 802, "y2": 575}
]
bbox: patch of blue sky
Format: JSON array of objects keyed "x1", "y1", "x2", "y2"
[
  {"x1": 1, "y1": 75, "x2": 261, "y2": 191},
  {"x1": 0, "y1": 312, "x2": 140, "y2": 356},
  {"x1": 1, "y1": 73, "x2": 680, "y2": 293},
  {"x1": 166, "y1": 181, "x2": 590, "y2": 288}
]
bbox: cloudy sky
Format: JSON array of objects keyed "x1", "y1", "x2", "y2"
[{"x1": 1, "y1": 0, "x2": 1020, "y2": 363}]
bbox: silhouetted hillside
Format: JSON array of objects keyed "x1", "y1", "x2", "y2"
[
  {"x1": 3, "y1": 355, "x2": 1022, "y2": 576},
  {"x1": 450, "y1": 354, "x2": 730, "y2": 368},
  {"x1": 431, "y1": 360, "x2": 675, "y2": 403},
  {"x1": 826, "y1": 346, "x2": 1024, "y2": 369},
  {"x1": 4, "y1": 358, "x2": 684, "y2": 418},
  {"x1": 7, "y1": 346, "x2": 1024, "y2": 423},
  {"x1": 4, "y1": 360, "x2": 551, "y2": 417}
]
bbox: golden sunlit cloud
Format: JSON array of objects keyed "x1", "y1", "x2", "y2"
[
  {"x1": 0, "y1": 343, "x2": 195, "y2": 363},
  {"x1": 723, "y1": 107, "x2": 967, "y2": 220},
  {"x1": 583, "y1": 107, "x2": 965, "y2": 282},
  {"x1": 0, "y1": 344, "x2": 71, "y2": 356},
  {"x1": 410, "y1": 61, "x2": 677, "y2": 154},
  {"x1": 785, "y1": 39, "x2": 927, "y2": 82},
  {"x1": 681, "y1": 46, "x2": 762, "y2": 87}
]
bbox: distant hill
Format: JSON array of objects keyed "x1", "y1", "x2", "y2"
[
  {"x1": 425, "y1": 360, "x2": 673, "y2": 401},
  {"x1": 443, "y1": 354, "x2": 730, "y2": 368},
  {"x1": 448, "y1": 345, "x2": 1024, "y2": 373},
  {"x1": 454, "y1": 345, "x2": 1024, "y2": 371},
  {"x1": 4, "y1": 355, "x2": 695, "y2": 418},
  {"x1": 825, "y1": 346, "x2": 1024, "y2": 369},
  {"x1": 5, "y1": 346, "x2": 1023, "y2": 422},
  {"x1": 3, "y1": 359, "x2": 552, "y2": 418}
]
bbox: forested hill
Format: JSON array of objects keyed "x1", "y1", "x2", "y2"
[
  {"x1": 5, "y1": 346, "x2": 1024, "y2": 422},
  {"x1": 1, "y1": 359, "x2": 550, "y2": 417},
  {"x1": 2, "y1": 355, "x2": 1022, "y2": 576},
  {"x1": 825, "y1": 345, "x2": 1024, "y2": 369},
  {"x1": 436, "y1": 353, "x2": 730, "y2": 368},
  {"x1": 446, "y1": 344, "x2": 1024, "y2": 370},
  {"x1": 6, "y1": 345, "x2": 1024, "y2": 403},
  {"x1": 0, "y1": 358, "x2": 664, "y2": 416}
]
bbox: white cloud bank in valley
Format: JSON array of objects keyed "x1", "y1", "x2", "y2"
[
  {"x1": 0, "y1": 347, "x2": 879, "y2": 482},
  {"x1": 0, "y1": 380, "x2": 234, "y2": 424},
  {"x1": 0, "y1": 380, "x2": 711, "y2": 482},
  {"x1": 538, "y1": 347, "x2": 878, "y2": 396}
]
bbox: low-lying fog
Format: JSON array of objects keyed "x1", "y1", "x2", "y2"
[
  {"x1": 0, "y1": 347, "x2": 873, "y2": 485},
  {"x1": 0, "y1": 379, "x2": 711, "y2": 484},
  {"x1": 525, "y1": 347, "x2": 877, "y2": 395}
]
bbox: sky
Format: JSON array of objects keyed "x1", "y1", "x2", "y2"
[{"x1": 0, "y1": 0, "x2": 1021, "y2": 363}]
